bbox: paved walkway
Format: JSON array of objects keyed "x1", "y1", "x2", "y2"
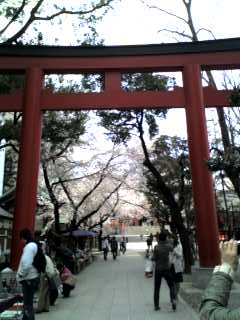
[{"x1": 36, "y1": 250, "x2": 199, "y2": 320}]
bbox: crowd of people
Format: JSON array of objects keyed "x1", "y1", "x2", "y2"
[
  {"x1": 5, "y1": 228, "x2": 81, "y2": 320},
  {"x1": 102, "y1": 236, "x2": 127, "y2": 260},
  {"x1": 2, "y1": 226, "x2": 238, "y2": 320}
]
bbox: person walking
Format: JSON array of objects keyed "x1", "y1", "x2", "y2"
[
  {"x1": 102, "y1": 237, "x2": 109, "y2": 261},
  {"x1": 152, "y1": 232, "x2": 176, "y2": 311},
  {"x1": 110, "y1": 236, "x2": 118, "y2": 260},
  {"x1": 200, "y1": 239, "x2": 239, "y2": 320},
  {"x1": 170, "y1": 237, "x2": 184, "y2": 299},
  {"x1": 17, "y1": 228, "x2": 40, "y2": 320},
  {"x1": 146, "y1": 237, "x2": 152, "y2": 250},
  {"x1": 120, "y1": 237, "x2": 126, "y2": 254},
  {"x1": 149, "y1": 233, "x2": 154, "y2": 249},
  {"x1": 145, "y1": 249, "x2": 153, "y2": 278}
]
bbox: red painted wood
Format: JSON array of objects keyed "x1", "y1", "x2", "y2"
[
  {"x1": 0, "y1": 90, "x2": 23, "y2": 111},
  {"x1": 41, "y1": 89, "x2": 185, "y2": 110},
  {"x1": 183, "y1": 64, "x2": 220, "y2": 267},
  {"x1": 105, "y1": 72, "x2": 122, "y2": 92},
  {"x1": 203, "y1": 86, "x2": 231, "y2": 107},
  {"x1": 10, "y1": 68, "x2": 43, "y2": 270},
  {"x1": 0, "y1": 87, "x2": 232, "y2": 111},
  {"x1": 0, "y1": 51, "x2": 239, "y2": 72}
]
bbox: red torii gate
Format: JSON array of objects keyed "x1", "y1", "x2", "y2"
[{"x1": 0, "y1": 37, "x2": 240, "y2": 269}]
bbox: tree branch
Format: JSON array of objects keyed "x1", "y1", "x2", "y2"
[
  {"x1": 77, "y1": 182, "x2": 122, "y2": 226},
  {"x1": 41, "y1": 162, "x2": 58, "y2": 206},
  {"x1": 58, "y1": 178, "x2": 75, "y2": 210},
  {"x1": 44, "y1": 140, "x2": 73, "y2": 162},
  {"x1": 141, "y1": 0, "x2": 188, "y2": 24},
  {"x1": 0, "y1": 143, "x2": 19, "y2": 153},
  {"x1": 120, "y1": 199, "x2": 149, "y2": 212},
  {"x1": 3, "y1": 0, "x2": 114, "y2": 44},
  {"x1": 196, "y1": 28, "x2": 216, "y2": 39},
  {"x1": 0, "y1": 0, "x2": 27, "y2": 36},
  {"x1": 51, "y1": 169, "x2": 104, "y2": 187},
  {"x1": 4, "y1": 0, "x2": 45, "y2": 44},
  {"x1": 158, "y1": 28, "x2": 193, "y2": 40},
  {"x1": 34, "y1": 0, "x2": 114, "y2": 21},
  {"x1": 88, "y1": 192, "x2": 120, "y2": 230},
  {"x1": 74, "y1": 153, "x2": 117, "y2": 211}
]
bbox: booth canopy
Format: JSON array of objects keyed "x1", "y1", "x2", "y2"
[{"x1": 64, "y1": 229, "x2": 97, "y2": 237}]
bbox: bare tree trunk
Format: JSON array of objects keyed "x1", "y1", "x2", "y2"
[
  {"x1": 42, "y1": 162, "x2": 61, "y2": 233},
  {"x1": 171, "y1": 210, "x2": 193, "y2": 273}
]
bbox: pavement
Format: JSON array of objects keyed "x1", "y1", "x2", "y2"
[{"x1": 36, "y1": 244, "x2": 199, "y2": 320}]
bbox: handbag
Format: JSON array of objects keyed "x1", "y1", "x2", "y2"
[{"x1": 64, "y1": 275, "x2": 77, "y2": 287}]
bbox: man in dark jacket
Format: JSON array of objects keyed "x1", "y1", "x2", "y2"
[
  {"x1": 152, "y1": 232, "x2": 176, "y2": 311},
  {"x1": 110, "y1": 237, "x2": 118, "y2": 260},
  {"x1": 200, "y1": 239, "x2": 239, "y2": 320}
]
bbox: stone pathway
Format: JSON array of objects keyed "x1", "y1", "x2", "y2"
[{"x1": 36, "y1": 250, "x2": 199, "y2": 320}]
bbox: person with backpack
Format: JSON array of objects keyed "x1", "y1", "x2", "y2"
[
  {"x1": 152, "y1": 232, "x2": 176, "y2": 312},
  {"x1": 17, "y1": 228, "x2": 41, "y2": 320}
]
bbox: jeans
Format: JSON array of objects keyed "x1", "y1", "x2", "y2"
[
  {"x1": 21, "y1": 278, "x2": 40, "y2": 320},
  {"x1": 154, "y1": 269, "x2": 176, "y2": 308}
]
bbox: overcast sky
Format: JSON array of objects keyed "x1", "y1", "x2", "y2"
[
  {"x1": 97, "y1": 0, "x2": 240, "y2": 138},
  {"x1": 98, "y1": 0, "x2": 240, "y2": 45}
]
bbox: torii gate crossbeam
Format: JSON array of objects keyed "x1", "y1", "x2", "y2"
[{"x1": 0, "y1": 37, "x2": 240, "y2": 269}]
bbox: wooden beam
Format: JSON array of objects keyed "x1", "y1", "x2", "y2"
[{"x1": 0, "y1": 87, "x2": 233, "y2": 111}]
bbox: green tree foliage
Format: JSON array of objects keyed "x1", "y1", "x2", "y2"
[
  {"x1": 0, "y1": 0, "x2": 116, "y2": 44},
  {"x1": 98, "y1": 73, "x2": 172, "y2": 143},
  {"x1": 144, "y1": 135, "x2": 194, "y2": 231},
  {"x1": 41, "y1": 111, "x2": 87, "y2": 156}
]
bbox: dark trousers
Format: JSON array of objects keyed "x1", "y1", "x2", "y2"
[
  {"x1": 62, "y1": 283, "x2": 73, "y2": 297},
  {"x1": 112, "y1": 249, "x2": 117, "y2": 260},
  {"x1": 49, "y1": 278, "x2": 58, "y2": 305},
  {"x1": 154, "y1": 269, "x2": 175, "y2": 308},
  {"x1": 22, "y1": 278, "x2": 39, "y2": 320},
  {"x1": 103, "y1": 248, "x2": 108, "y2": 260}
]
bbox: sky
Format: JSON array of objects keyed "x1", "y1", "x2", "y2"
[
  {"x1": 95, "y1": 0, "x2": 240, "y2": 139},
  {"x1": 98, "y1": 0, "x2": 240, "y2": 45}
]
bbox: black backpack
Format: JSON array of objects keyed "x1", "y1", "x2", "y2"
[{"x1": 32, "y1": 242, "x2": 46, "y2": 273}]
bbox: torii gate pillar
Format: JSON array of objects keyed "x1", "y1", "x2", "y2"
[
  {"x1": 10, "y1": 68, "x2": 43, "y2": 269},
  {"x1": 183, "y1": 64, "x2": 220, "y2": 267}
]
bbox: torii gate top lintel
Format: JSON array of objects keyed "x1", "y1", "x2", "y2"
[{"x1": 0, "y1": 37, "x2": 240, "y2": 73}]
